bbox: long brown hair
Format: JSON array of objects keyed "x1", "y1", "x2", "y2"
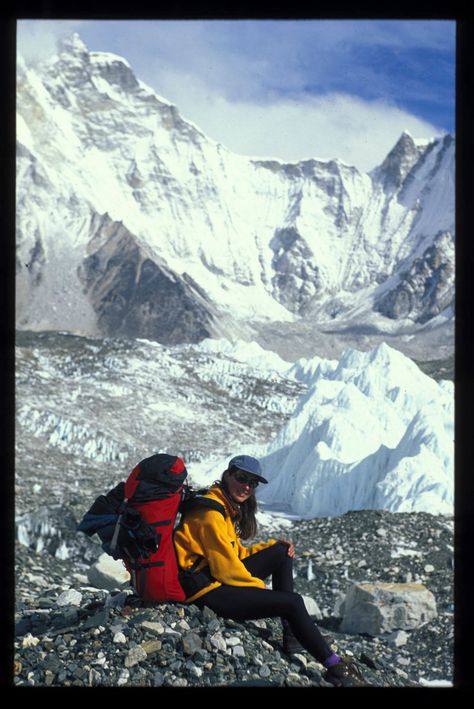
[{"x1": 218, "y1": 470, "x2": 258, "y2": 540}]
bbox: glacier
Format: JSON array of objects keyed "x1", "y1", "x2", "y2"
[
  {"x1": 252, "y1": 342, "x2": 453, "y2": 518},
  {"x1": 16, "y1": 330, "x2": 453, "y2": 521},
  {"x1": 157, "y1": 338, "x2": 453, "y2": 519}
]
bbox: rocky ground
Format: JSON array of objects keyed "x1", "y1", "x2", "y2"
[
  {"x1": 13, "y1": 331, "x2": 456, "y2": 689},
  {"x1": 13, "y1": 507, "x2": 454, "y2": 688}
]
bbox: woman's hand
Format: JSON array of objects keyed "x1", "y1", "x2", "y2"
[{"x1": 279, "y1": 539, "x2": 295, "y2": 558}]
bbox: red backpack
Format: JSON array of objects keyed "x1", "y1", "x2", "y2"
[
  {"x1": 78, "y1": 453, "x2": 225, "y2": 603},
  {"x1": 123, "y1": 454, "x2": 188, "y2": 602}
]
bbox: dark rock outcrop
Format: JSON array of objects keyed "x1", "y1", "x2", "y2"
[
  {"x1": 79, "y1": 215, "x2": 215, "y2": 344},
  {"x1": 374, "y1": 231, "x2": 454, "y2": 322}
]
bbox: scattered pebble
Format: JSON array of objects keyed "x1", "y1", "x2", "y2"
[{"x1": 14, "y1": 508, "x2": 453, "y2": 687}]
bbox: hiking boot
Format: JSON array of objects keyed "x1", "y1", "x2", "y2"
[
  {"x1": 282, "y1": 627, "x2": 335, "y2": 655},
  {"x1": 324, "y1": 656, "x2": 369, "y2": 687}
]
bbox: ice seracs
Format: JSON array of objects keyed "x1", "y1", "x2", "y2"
[
  {"x1": 194, "y1": 338, "x2": 291, "y2": 374},
  {"x1": 258, "y1": 342, "x2": 453, "y2": 518}
]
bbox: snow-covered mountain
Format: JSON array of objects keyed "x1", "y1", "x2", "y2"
[{"x1": 16, "y1": 34, "x2": 455, "y2": 358}]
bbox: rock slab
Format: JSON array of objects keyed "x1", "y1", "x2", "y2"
[
  {"x1": 339, "y1": 582, "x2": 437, "y2": 635},
  {"x1": 87, "y1": 553, "x2": 131, "y2": 592}
]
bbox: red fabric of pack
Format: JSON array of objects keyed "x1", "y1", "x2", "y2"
[{"x1": 123, "y1": 454, "x2": 187, "y2": 602}]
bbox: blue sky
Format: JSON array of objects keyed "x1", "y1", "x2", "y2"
[{"x1": 17, "y1": 19, "x2": 455, "y2": 172}]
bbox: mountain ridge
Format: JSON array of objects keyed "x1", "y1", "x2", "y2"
[{"x1": 16, "y1": 33, "x2": 455, "y2": 359}]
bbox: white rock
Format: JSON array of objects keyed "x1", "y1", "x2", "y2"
[
  {"x1": 25, "y1": 573, "x2": 49, "y2": 587},
  {"x1": 249, "y1": 619, "x2": 267, "y2": 629},
  {"x1": 162, "y1": 626, "x2": 180, "y2": 636},
  {"x1": 293, "y1": 653, "x2": 307, "y2": 668},
  {"x1": 56, "y1": 589, "x2": 83, "y2": 607},
  {"x1": 225, "y1": 636, "x2": 242, "y2": 647},
  {"x1": 139, "y1": 621, "x2": 165, "y2": 635},
  {"x1": 185, "y1": 660, "x2": 203, "y2": 677},
  {"x1": 117, "y1": 669, "x2": 129, "y2": 686},
  {"x1": 72, "y1": 573, "x2": 89, "y2": 584},
  {"x1": 125, "y1": 645, "x2": 147, "y2": 667},
  {"x1": 385, "y1": 629, "x2": 409, "y2": 647},
  {"x1": 424, "y1": 564, "x2": 435, "y2": 573},
  {"x1": 302, "y1": 594, "x2": 323, "y2": 619},
  {"x1": 113, "y1": 632, "x2": 127, "y2": 644},
  {"x1": 87, "y1": 553, "x2": 130, "y2": 591},
  {"x1": 396, "y1": 656, "x2": 410, "y2": 666},
  {"x1": 210, "y1": 632, "x2": 227, "y2": 652},
  {"x1": 232, "y1": 645, "x2": 246, "y2": 658},
  {"x1": 21, "y1": 633, "x2": 40, "y2": 648}
]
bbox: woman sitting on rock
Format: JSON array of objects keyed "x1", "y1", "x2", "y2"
[{"x1": 174, "y1": 454, "x2": 367, "y2": 687}]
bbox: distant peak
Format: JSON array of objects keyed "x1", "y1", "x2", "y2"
[
  {"x1": 58, "y1": 32, "x2": 89, "y2": 56},
  {"x1": 90, "y1": 50, "x2": 132, "y2": 70},
  {"x1": 374, "y1": 131, "x2": 425, "y2": 192},
  {"x1": 394, "y1": 131, "x2": 417, "y2": 150}
]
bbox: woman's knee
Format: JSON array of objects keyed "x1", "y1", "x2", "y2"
[{"x1": 273, "y1": 541, "x2": 292, "y2": 562}]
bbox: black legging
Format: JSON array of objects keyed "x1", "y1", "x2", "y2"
[{"x1": 193, "y1": 541, "x2": 332, "y2": 664}]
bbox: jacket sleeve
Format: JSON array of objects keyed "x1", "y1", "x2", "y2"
[
  {"x1": 237, "y1": 538, "x2": 278, "y2": 560},
  {"x1": 196, "y1": 510, "x2": 266, "y2": 589}
]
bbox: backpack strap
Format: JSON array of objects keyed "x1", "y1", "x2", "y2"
[
  {"x1": 109, "y1": 497, "x2": 129, "y2": 556},
  {"x1": 179, "y1": 493, "x2": 226, "y2": 519}
]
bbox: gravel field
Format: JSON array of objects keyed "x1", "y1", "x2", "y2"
[{"x1": 13, "y1": 506, "x2": 454, "y2": 688}]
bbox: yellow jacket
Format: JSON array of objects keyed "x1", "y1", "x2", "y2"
[{"x1": 174, "y1": 484, "x2": 277, "y2": 603}]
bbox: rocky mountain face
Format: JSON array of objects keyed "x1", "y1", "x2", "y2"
[
  {"x1": 16, "y1": 34, "x2": 454, "y2": 358},
  {"x1": 78, "y1": 214, "x2": 217, "y2": 344},
  {"x1": 374, "y1": 230, "x2": 454, "y2": 323}
]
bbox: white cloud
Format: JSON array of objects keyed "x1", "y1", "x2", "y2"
[
  {"x1": 17, "y1": 20, "x2": 86, "y2": 63},
  {"x1": 153, "y1": 76, "x2": 444, "y2": 172},
  {"x1": 16, "y1": 19, "x2": 449, "y2": 173}
]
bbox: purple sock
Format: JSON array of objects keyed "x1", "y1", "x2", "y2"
[{"x1": 324, "y1": 652, "x2": 342, "y2": 668}]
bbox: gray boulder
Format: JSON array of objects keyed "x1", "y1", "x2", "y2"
[{"x1": 339, "y1": 582, "x2": 437, "y2": 635}]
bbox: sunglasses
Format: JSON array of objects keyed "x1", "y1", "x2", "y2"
[{"x1": 233, "y1": 472, "x2": 259, "y2": 488}]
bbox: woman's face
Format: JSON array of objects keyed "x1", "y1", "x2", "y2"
[{"x1": 225, "y1": 469, "x2": 258, "y2": 504}]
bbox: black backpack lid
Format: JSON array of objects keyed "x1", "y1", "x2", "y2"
[{"x1": 126, "y1": 454, "x2": 188, "y2": 501}]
